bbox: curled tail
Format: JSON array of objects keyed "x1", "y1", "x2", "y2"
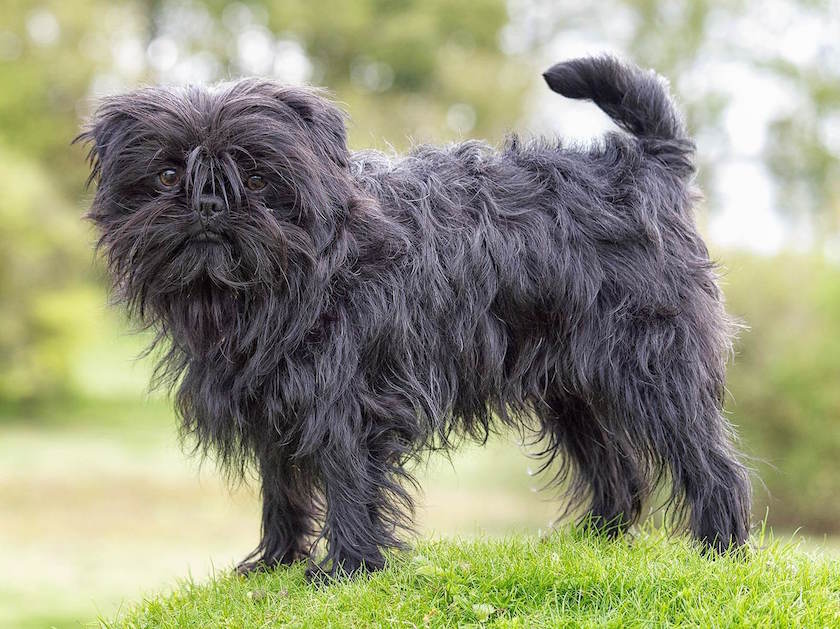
[{"x1": 543, "y1": 56, "x2": 694, "y2": 175}]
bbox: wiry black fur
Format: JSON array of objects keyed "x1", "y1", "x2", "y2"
[{"x1": 78, "y1": 56, "x2": 752, "y2": 579}]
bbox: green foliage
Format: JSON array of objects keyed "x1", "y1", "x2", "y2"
[
  {"x1": 722, "y1": 251, "x2": 840, "y2": 531},
  {"x1": 263, "y1": 0, "x2": 528, "y2": 148},
  {"x1": 0, "y1": 0, "x2": 114, "y2": 195},
  {"x1": 146, "y1": 0, "x2": 529, "y2": 148},
  {"x1": 0, "y1": 147, "x2": 95, "y2": 402},
  {"x1": 104, "y1": 530, "x2": 840, "y2": 628}
]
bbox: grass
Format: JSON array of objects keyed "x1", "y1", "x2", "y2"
[
  {"x1": 106, "y1": 529, "x2": 840, "y2": 628},
  {"x1": 0, "y1": 404, "x2": 559, "y2": 628},
  {"x1": 2, "y1": 399, "x2": 838, "y2": 627}
]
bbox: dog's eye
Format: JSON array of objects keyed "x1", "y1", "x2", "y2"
[
  {"x1": 159, "y1": 168, "x2": 180, "y2": 187},
  {"x1": 246, "y1": 175, "x2": 267, "y2": 191}
]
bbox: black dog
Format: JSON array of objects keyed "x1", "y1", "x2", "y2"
[{"x1": 79, "y1": 56, "x2": 751, "y2": 579}]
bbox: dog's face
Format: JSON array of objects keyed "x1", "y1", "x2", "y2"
[{"x1": 80, "y1": 79, "x2": 350, "y2": 325}]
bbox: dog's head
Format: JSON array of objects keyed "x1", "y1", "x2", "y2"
[{"x1": 78, "y1": 79, "x2": 351, "y2": 328}]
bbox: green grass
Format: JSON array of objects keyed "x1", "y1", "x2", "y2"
[
  {"x1": 105, "y1": 529, "x2": 839, "y2": 628},
  {"x1": 1, "y1": 402, "x2": 837, "y2": 627}
]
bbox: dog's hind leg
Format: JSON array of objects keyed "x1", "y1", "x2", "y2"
[
  {"x1": 628, "y1": 371, "x2": 750, "y2": 552},
  {"x1": 651, "y1": 371, "x2": 752, "y2": 553},
  {"x1": 539, "y1": 390, "x2": 648, "y2": 536},
  {"x1": 581, "y1": 319, "x2": 752, "y2": 552}
]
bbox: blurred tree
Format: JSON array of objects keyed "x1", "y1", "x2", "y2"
[
  {"x1": 0, "y1": 147, "x2": 91, "y2": 403},
  {"x1": 0, "y1": 0, "x2": 122, "y2": 195},
  {"x1": 0, "y1": 1, "x2": 130, "y2": 403},
  {"x1": 723, "y1": 252, "x2": 840, "y2": 533},
  {"x1": 135, "y1": 0, "x2": 529, "y2": 148},
  {"x1": 265, "y1": 0, "x2": 529, "y2": 146}
]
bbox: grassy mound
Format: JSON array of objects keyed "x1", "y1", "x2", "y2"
[{"x1": 105, "y1": 529, "x2": 839, "y2": 628}]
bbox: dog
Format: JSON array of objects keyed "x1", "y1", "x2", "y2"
[{"x1": 78, "y1": 56, "x2": 751, "y2": 580}]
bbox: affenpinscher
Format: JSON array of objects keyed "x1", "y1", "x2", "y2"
[{"x1": 78, "y1": 56, "x2": 751, "y2": 579}]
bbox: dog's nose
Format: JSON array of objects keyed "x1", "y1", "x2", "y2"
[{"x1": 196, "y1": 194, "x2": 224, "y2": 221}]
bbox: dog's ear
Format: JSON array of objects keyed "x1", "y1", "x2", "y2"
[
  {"x1": 74, "y1": 96, "x2": 137, "y2": 187},
  {"x1": 274, "y1": 87, "x2": 350, "y2": 169}
]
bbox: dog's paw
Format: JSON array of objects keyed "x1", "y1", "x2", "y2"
[
  {"x1": 235, "y1": 557, "x2": 275, "y2": 577},
  {"x1": 304, "y1": 554, "x2": 384, "y2": 584},
  {"x1": 236, "y1": 549, "x2": 306, "y2": 577}
]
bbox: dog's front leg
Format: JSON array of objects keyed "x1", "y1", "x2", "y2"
[
  {"x1": 305, "y1": 401, "x2": 414, "y2": 581},
  {"x1": 237, "y1": 451, "x2": 315, "y2": 575}
]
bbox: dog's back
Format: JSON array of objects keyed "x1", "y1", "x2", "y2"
[
  {"x1": 347, "y1": 56, "x2": 749, "y2": 555},
  {"x1": 348, "y1": 56, "x2": 706, "y2": 424}
]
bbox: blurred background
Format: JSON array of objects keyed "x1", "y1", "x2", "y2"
[{"x1": 1, "y1": 0, "x2": 839, "y2": 626}]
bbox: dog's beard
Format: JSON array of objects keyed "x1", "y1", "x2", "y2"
[
  {"x1": 105, "y1": 205, "x2": 277, "y2": 289},
  {"x1": 95, "y1": 196, "x2": 313, "y2": 349}
]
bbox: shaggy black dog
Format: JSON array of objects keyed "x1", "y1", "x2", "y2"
[{"x1": 79, "y1": 56, "x2": 751, "y2": 579}]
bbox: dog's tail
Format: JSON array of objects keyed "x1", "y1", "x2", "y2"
[{"x1": 543, "y1": 56, "x2": 693, "y2": 175}]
